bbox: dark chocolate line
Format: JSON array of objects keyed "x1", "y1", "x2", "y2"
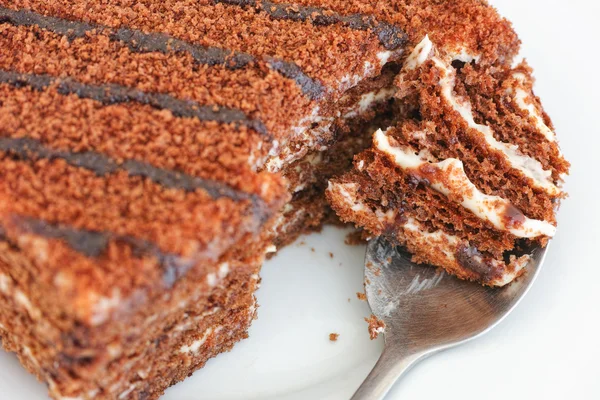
[
  {"x1": 0, "y1": 136, "x2": 257, "y2": 203},
  {"x1": 214, "y1": 0, "x2": 408, "y2": 50},
  {"x1": 0, "y1": 6, "x2": 325, "y2": 99},
  {"x1": 4, "y1": 217, "x2": 195, "y2": 288},
  {"x1": 0, "y1": 70, "x2": 268, "y2": 137}
]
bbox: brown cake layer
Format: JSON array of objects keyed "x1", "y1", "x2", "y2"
[{"x1": 328, "y1": 36, "x2": 569, "y2": 286}]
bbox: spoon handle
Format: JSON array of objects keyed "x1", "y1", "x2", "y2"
[{"x1": 350, "y1": 342, "x2": 425, "y2": 400}]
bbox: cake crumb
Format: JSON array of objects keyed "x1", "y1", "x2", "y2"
[
  {"x1": 310, "y1": 247, "x2": 315, "y2": 252},
  {"x1": 329, "y1": 333, "x2": 339, "y2": 342},
  {"x1": 329, "y1": 252, "x2": 334, "y2": 258},
  {"x1": 345, "y1": 230, "x2": 366, "y2": 246},
  {"x1": 356, "y1": 292, "x2": 366, "y2": 301},
  {"x1": 365, "y1": 314, "x2": 385, "y2": 340}
]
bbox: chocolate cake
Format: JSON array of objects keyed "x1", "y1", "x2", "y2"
[
  {"x1": 0, "y1": 0, "x2": 566, "y2": 399},
  {"x1": 327, "y1": 35, "x2": 569, "y2": 286}
]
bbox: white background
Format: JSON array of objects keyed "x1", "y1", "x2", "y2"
[{"x1": 1, "y1": 0, "x2": 599, "y2": 399}]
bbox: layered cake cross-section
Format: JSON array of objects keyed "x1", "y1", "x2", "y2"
[{"x1": 328, "y1": 35, "x2": 569, "y2": 286}]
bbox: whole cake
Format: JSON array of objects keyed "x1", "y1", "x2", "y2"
[{"x1": 0, "y1": 1, "x2": 566, "y2": 399}]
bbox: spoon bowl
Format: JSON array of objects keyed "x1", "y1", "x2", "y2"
[{"x1": 352, "y1": 237, "x2": 548, "y2": 400}]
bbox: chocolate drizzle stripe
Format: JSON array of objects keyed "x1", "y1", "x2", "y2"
[
  {"x1": 0, "y1": 70, "x2": 269, "y2": 138},
  {"x1": 0, "y1": 7, "x2": 325, "y2": 100},
  {"x1": 0, "y1": 136, "x2": 259, "y2": 204},
  {"x1": 1, "y1": 217, "x2": 195, "y2": 288},
  {"x1": 214, "y1": 0, "x2": 408, "y2": 50}
]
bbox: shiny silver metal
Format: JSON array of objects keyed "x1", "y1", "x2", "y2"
[{"x1": 352, "y1": 237, "x2": 548, "y2": 400}]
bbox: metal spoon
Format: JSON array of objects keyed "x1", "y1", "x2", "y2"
[{"x1": 351, "y1": 237, "x2": 548, "y2": 400}]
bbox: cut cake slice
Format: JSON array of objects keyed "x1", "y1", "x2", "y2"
[{"x1": 327, "y1": 35, "x2": 569, "y2": 286}]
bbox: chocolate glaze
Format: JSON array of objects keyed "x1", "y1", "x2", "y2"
[
  {"x1": 216, "y1": 0, "x2": 408, "y2": 50},
  {"x1": 0, "y1": 70, "x2": 269, "y2": 137},
  {"x1": 455, "y1": 244, "x2": 503, "y2": 282},
  {"x1": 0, "y1": 136, "x2": 258, "y2": 203},
  {"x1": 264, "y1": 56, "x2": 325, "y2": 100},
  {"x1": 17, "y1": 217, "x2": 109, "y2": 258},
  {"x1": 0, "y1": 6, "x2": 325, "y2": 100},
  {"x1": 0, "y1": 6, "x2": 95, "y2": 39},
  {"x1": 4, "y1": 216, "x2": 195, "y2": 288}
]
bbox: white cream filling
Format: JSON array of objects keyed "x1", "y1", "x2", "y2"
[
  {"x1": 179, "y1": 327, "x2": 214, "y2": 354},
  {"x1": 374, "y1": 130, "x2": 556, "y2": 238},
  {"x1": 492, "y1": 256, "x2": 530, "y2": 286},
  {"x1": 339, "y1": 51, "x2": 395, "y2": 93},
  {"x1": 0, "y1": 273, "x2": 10, "y2": 294},
  {"x1": 218, "y1": 262, "x2": 229, "y2": 279},
  {"x1": 404, "y1": 36, "x2": 559, "y2": 195},
  {"x1": 247, "y1": 297, "x2": 257, "y2": 324},
  {"x1": 339, "y1": 60, "x2": 374, "y2": 92},
  {"x1": 118, "y1": 384, "x2": 137, "y2": 400},
  {"x1": 175, "y1": 307, "x2": 222, "y2": 332},
  {"x1": 269, "y1": 206, "x2": 306, "y2": 235},
  {"x1": 404, "y1": 35, "x2": 434, "y2": 70},
  {"x1": 377, "y1": 50, "x2": 393, "y2": 66},
  {"x1": 449, "y1": 47, "x2": 481, "y2": 64},
  {"x1": 205, "y1": 273, "x2": 217, "y2": 287},
  {"x1": 90, "y1": 289, "x2": 122, "y2": 326},
  {"x1": 344, "y1": 87, "x2": 397, "y2": 119},
  {"x1": 512, "y1": 73, "x2": 557, "y2": 143},
  {"x1": 402, "y1": 217, "x2": 460, "y2": 259},
  {"x1": 330, "y1": 182, "x2": 368, "y2": 213}
]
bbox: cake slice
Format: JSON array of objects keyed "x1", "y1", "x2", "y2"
[{"x1": 328, "y1": 36, "x2": 569, "y2": 286}]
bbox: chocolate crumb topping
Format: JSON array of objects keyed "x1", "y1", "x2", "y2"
[
  {"x1": 0, "y1": 70, "x2": 268, "y2": 137},
  {"x1": 4, "y1": 216, "x2": 196, "y2": 288},
  {"x1": 0, "y1": 6, "x2": 325, "y2": 99},
  {"x1": 455, "y1": 244, "x2": 503, "y2": 282},
  {"x1": 0, "y1": 136, "x2": 256, "y2": 203},
  {"x1": 215, "y1": 0, "x2": 408, "y2": 50}
]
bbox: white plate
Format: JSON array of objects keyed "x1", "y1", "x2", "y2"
[{"x1": 1, "y1": 0, "x2": 600, "y2": 399}]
